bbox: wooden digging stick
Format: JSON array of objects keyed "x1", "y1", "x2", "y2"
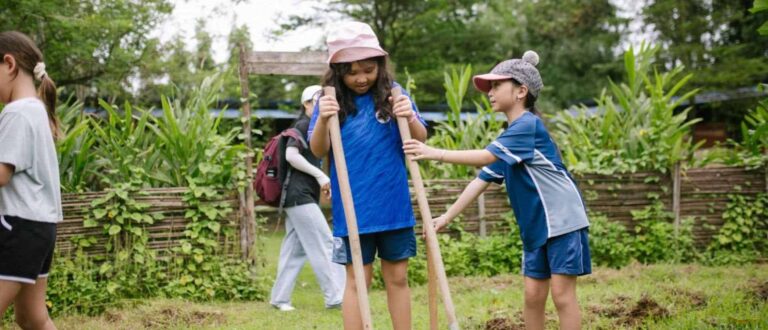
[
  {"x1": 324, "y1": 86, "x2": 374, "y2": 330},
  {"x1": 428, "y1": 250, "x2": 439, "y2": 330},
  {"x1": 393, "y1": 87, "x2": 459, "y2": 329}
]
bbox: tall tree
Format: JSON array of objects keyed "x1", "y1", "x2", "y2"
[
  {"x1": 485, "y1": 0, "x2": 626, "y2": 108},
  {"x1": 0, "y1": 0, "x2": 173, "y2": 102},
  {"x1": 274, "y1": 0, "x2": 625, "y2": 108},
  {"x1": 644, "y1": 0, "x2": 768, "y2": 91}
]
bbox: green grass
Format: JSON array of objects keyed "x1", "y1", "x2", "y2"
[{"x1": 42, "y1": 232, "x2": 768, "y2": 329}]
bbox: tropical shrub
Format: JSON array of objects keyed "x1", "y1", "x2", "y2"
[
  {"x1": 706, "y1": 193, "x2": 768, "y2": 265},
  {"x1": 421, "y1": 65, "x2": 506, "y2": 179},
  {"x1": 552, "y1": 44, "x2": 703, "y2": 174}
]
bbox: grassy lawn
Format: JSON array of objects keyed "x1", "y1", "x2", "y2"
[{"x1": 43, "y1": 232, "x2": 768, "y2": 329}]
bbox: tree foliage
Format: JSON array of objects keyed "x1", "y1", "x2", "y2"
[
  {"x1": 0, "y1": 0, "x2": 172, "y2": 101},
  {"x1": 643, "y1": 0, "x2": 768, "y2": 91}
]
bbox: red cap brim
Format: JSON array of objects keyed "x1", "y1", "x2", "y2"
[{"x1": 472, "y1": 73, "x2": 513, "y2": 93}]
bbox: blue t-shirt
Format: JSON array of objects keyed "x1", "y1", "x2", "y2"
[
  {"x1": 477, "y1": 112, "x2": 589, "y2": 251},
  {"x1": 308, "y1": 83, "x2": 427, "y2": 237}
]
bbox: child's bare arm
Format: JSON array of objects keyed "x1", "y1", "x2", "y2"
[
  {"x1": 427, "y1": 178, "x2": 490, "y2": 234},
  {"x1": 0, "y1": 163, "x2": 13, "y2": 187},
  {"x1": 403, "y1": 139, "x2": 497, "y2": 167}
]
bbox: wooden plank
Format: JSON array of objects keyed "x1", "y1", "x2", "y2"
[{"x1": 243, "y1": 51, "x2": 327, "y2": 76}]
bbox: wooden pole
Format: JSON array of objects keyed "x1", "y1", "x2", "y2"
[
  {"x1": 324, "y1": 87, "x2": 374, "y2": 330},
  {"x1": 427, "y1": 251, "x2": 439, "y2": 330},
  {"x1": 478, "y1": 192, "x2": 487, "y2": 237},
  {"x1": 238, "y1": 44, "x2": 256, "y2": 260},
  {"x1": 393, "y1": 87, "x2": 459, "y2": 329},
  {"x1": 672, "y1": 162, "x2": 681, "y2": 234}
]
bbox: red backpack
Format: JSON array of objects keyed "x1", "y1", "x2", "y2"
[{"x1": 253, "y1": 128, "x2": 307, "y2": 207}]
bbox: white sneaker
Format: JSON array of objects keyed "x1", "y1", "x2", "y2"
[{"x1": 272, "y1": 303, "x2": 296, "y2": 311}]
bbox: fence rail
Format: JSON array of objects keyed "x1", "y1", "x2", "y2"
[
  {"x1": 258, "y1": 166, "x2": 768, "y2": 246},
  {"x1": 57, "y1": 166, "x2": 767, "y2": 254}
]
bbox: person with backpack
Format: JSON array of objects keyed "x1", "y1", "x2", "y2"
[{"x1": 269, "y1": 85, "x2": 345, "y2": 312}]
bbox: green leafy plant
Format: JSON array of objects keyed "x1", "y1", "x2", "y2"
[
  {"x1": 56, "y1": 100, "x2": 98, "y2": 192},
  {"x1": 630, "y1": 201, "x2": 696, "y2": 264},
  {"x1": 49, "y1": 73, "x2": 266, "y2": 317},
  {"x1": 706, "y1": 193, "x2": 768, "y2": 265},
  {"x1": 552, "y1": 44, "x2": 703, "y2": 174},
  {"x1": 421, "y1": 65, "x2": 506, "y2": 179},
  {"x1": 588, "y1": 213, "x2": 634, "y2": 268},
  {"x1": 150, "y1": 73, "x2": 247, "y2": 187},
  {"x1": 715, "y1": 93, "x2": 768, "y2": 168}
]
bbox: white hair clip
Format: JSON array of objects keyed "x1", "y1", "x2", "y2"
[{"x1": 33, "y1": 62, "x2": 47, "y2": 81}]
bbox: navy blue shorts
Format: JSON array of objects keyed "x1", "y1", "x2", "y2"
[
  {"x1": 332, "y1": 227, "x2": 416, "y2": 265},
  {"x1": 523, "y1": 228, "x2": 591, "y2": 279}
]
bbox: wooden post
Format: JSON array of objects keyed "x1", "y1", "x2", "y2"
[
  {"x1": 393, "y1": 87, "x2": 459, "y2": 329},
  {"x1": 427, "y1": 249, "x2": 439, "y2": 330},
  {"x1": 478, "y1": 192, "x2": 487, "y2": 237},
  {"x1": 324, "y1": 87, "x2": 374, "y2": 329},
  {"x1": 672, "y1": 162, "x2": 681, "y2": 234},
  {"x1": 237, "y1": 50, "x2": 326, "y2": 259},
  {"x1": 238, "y1": 44, "x2": 256, "y2": 260}
]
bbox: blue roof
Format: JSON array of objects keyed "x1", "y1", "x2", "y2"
[{"x1": 83, "y1": 107, "x2": 505, "y2": 122}]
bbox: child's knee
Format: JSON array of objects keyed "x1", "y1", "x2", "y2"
[
  {"x1": 550, "y1": 288, "x2": 577, "y2": 309},
  {"x1": 16, "y1": 314, "x2": 50, "y2": 330},
  {"x1": 384, "y1": 273, "x2": 408, "y2": 289},
  {"x1": 524, "y1": 286, "x2": 548, "y2": 306}
]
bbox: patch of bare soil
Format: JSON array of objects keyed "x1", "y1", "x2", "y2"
[
  {"x1": 103, "y1": 311, "x2": 123, "y2": 323},
  {"x1": 620, "y1": 295, "x2": 670, "y2": 326},
  {"x1": 750, "y1": 280, "x2": 768, "y2": 302},
  {"x1": 141, "y1": 307, "x2": 225, "y2": 329},
  {"x1": 669, "y1": 288, "x2": 707, "y2": 308},
  {"x1": 484, "y1": 316, "x2": 525, "y2": 330},
  {"x1": 587, "y1": 295, "x2": 631, "y2": 318},
  {"x1": 588, "y1": 294, "x2": 670, "y2": 326}
]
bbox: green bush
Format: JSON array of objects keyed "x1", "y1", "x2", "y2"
[
  {"x1": 48, "y1": 73, "x2": 268, "y2": 318},
  {"x1": 46, "y1": 251, "x2": 118, "y2": 317},
  {"x1": 552, "y1": 44, "x2": 703, "y2": 174},
  {"x1": 710, "y1": 90, "x2": 768, "y2": 168},
  {"x1": 420, "y1": 65, "x2": 506, "y2": 179},
  {"x1": 629, "y1": 202, "x2": 697, "y2": 264},
  {"x1": 56, "y1": 72, "x2": 248, "y2": 192},
  {"x1": 588, "y1": 214, "x2": 634, "y2": 268},
  {"x1": 706, "y1": 193, "x2": 768, "y2": 265}
]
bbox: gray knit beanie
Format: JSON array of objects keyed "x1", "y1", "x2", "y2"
[{"x1": 472, "y1": 50, "x2": 543, "y2": 98}]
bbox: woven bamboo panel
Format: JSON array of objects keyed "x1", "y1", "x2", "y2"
[
  {"x1": 57, "y1": 188, "x2": 241, "y2": 255},
  {"x1": 60, "y1": 166, "x2": 766, "y2": 254}
]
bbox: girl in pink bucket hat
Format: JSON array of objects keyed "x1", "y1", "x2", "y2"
[
  {"x1": 404, "y1": 51, "x2": 592, "y2": 330},
  {"x1": 309, "y1": 21, "x2": 427, "y2": 329}
]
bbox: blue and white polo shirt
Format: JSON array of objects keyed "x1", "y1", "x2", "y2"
[{"x1": 478, "y1": 111, "x2": 589, "y2": 251}]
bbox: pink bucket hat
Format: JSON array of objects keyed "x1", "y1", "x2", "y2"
[{"x1": 326, "y1": 21, "x2": 388, "y2": 64}]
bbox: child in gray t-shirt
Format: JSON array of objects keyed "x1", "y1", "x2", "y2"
[{"x1": 0, "y1": 30, "x2": 62, "y2": 330}]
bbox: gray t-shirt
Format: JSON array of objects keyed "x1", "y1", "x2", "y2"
[{"x1": 0, "y1": 97, "x2": 63, "y2": 223}]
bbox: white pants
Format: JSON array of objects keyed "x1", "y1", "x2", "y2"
[{"x1": 270, "y1": 203, "x2": 345, "y2": 307}]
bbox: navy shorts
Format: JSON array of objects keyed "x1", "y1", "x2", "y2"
[
  {"x1": 0, "y1": 215, "x2": 57, "y2": 284},
  {"x1": 523, "y1": 228, "x2": 591, "y2": 279},
  {"x1": 332, "y1": 227, "x2": 417, "y2": 265}
]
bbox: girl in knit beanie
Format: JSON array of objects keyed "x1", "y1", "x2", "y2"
[{"x1": 404, "y1": 51, "x2": 591, "y2": 330}]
